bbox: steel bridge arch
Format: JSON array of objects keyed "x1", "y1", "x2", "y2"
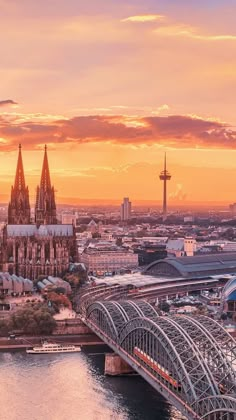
[
  {"x1": 118, "y1": 316, "x2": 218, "y2": 405},
  {"x1": 118, "y1": 300, "x2": 158, "y2": 320},
  {"x1": 195, "y1": 315, "x2": 236, "y2": 365},
  {"x1": 148, "y1": 316, "x2": 218, "y2": 400},
  {"x1": 87, "y1": 300, "x2": 159, "y2": 337},
  {"x1": 87, "y1": 301, "x2": 120, "y2": 339},
  {"x1": 110, "y1": 301, "x2": 130, "y2": 323},
  {"x1": 158, "y1": 316, "x2": 219, "y2": 397},
  {"x1": 193, "y1": 395, "x2": 236, "y2": 418},
  {"x1": 129, "y1": 300, "x2": 158, "y2": 319},
  {"x1": 173, "y1": 315, "x2": 236, "y2": 394},
  {"x1": 116, "y1": 300, "x2": 143, "y2": 320}
]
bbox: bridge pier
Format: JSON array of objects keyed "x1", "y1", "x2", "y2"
[{"x1": 104, "y1": 353, "x2": 134, "y2": 376}]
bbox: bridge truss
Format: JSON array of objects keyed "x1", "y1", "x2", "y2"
[{"x1": 83, "y1": 298, "x2": 236, "y2": 419}]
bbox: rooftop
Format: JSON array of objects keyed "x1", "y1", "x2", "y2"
[
  {"x1": 144, "y1": 253, "x2": 236, "y2": 278},
  {"x1": 6, "y1": 224, "x2": 74, "y2": 237}
]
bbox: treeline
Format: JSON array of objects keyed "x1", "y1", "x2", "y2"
[{"x1": 0, "y1": 303, "x2": 56, "y2": 336}]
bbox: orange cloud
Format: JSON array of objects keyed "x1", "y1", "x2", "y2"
[
  {"x1": 154, "y1": 24, "x2": 236, "y2": 41},
  {"x1": 0, "y1": 113, "x2": 235, "y2": 151},
  {"x1": 122, "y1": 15, "x2": 166, "y2": 23}
]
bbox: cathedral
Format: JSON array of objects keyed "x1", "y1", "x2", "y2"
[{"x1": 1, "y1": 145, "x2": 77, "y2": 280}]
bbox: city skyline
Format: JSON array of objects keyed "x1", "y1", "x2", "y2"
[{"x1": 0, "y1": 0, "x2": 236, "y2": 204}]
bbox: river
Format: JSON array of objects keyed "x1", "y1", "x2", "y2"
[{"x1": 0, "y1": 348, "x2": 185, "y2": 420}]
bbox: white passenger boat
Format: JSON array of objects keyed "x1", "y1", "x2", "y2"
[{"x1": 26, "y1": 341, "x2": 81, "y2": 354}]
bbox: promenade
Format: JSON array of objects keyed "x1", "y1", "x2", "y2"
[{"x1": 0, "y1": 333, "x2": 103, "y2": 351}]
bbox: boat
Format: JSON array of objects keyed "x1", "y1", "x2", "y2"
[{"x1": 26, "y1": 341, "x2": 81, "y2": 354}]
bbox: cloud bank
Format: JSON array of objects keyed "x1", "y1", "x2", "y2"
[{"x1": 0, "y1": 112, "x2": 235, "y2": 151}]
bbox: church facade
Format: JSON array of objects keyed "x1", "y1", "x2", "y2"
[{"x1": 1, "y1": 145, "x2": 77, "y2": 280}]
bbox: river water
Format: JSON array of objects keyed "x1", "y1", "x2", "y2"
[{"x1": 0, "y1": 349, "x2": 184, "y2": 420}]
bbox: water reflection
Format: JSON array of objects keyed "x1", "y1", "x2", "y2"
[{"x1": 0, "y1": 350, "x2": 184, "y2": 420}]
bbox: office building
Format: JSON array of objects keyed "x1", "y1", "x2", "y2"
[{"x1": 120, "y1": 197, "x2": 131, "y2": 221}]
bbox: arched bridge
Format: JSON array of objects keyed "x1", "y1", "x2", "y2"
[{"x1": 80, "y1": 296, "x2": 236, "y2": 419}]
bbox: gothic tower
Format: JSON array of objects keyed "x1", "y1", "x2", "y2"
[
  {"x1": 8, "y1": 144, "x2": 31, "y2": 224},
  {"x1": 35, "y1": 145, "x2": 57, "y2": 225}
]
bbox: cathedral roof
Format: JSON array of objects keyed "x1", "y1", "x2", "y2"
[
  {"x1": 6, "y1": 224, "x2": 74, "y2": 237},
  {"x1": 7, "y1": 225, "x2": 36, "y2": 237}
]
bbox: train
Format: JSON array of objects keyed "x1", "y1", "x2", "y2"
[{"x1": 133, "y1": 346, "x2": 181, "y2": 391}]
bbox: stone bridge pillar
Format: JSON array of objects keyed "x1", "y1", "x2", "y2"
[{"x1": 104, "y1": 353, "x2": 134, "y2": 376}]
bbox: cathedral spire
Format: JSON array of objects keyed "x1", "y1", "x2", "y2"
[
  {"x1": 8, "y1": 144, "x2": 31, "y2": 224},
  {"x1": 14, "y1": 144, "x2": 26, "y2": 190},
  {"x1": 40, "y1": 144, "x2": 51, "y2": 191},
  {"x1": 35, "y1": 145, "x2": 57, "y2": 225}
]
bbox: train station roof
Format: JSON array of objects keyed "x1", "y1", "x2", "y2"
[{"x1": 144, "y1": 253, "x2": 236, "y2": 278}]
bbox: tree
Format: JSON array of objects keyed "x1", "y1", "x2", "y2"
[
  {"x1": 47, "y1": 291, "x2": 72, "y2": 310},
  {"x1": 64, "y1": 268, "x2": 87, "y2": 290},
  {"x1": 159, "y1": 301, "x2": 170, "y2": 313},
  {"x1": 0, "y1": 319, "x2": 9, "y2": 336},
  {"x1": 54, "y1": 286, "x2": 66, "y2": 295},
  {"x1": 9, "y1": 304, "x2": 56, "y2": 335},
  {"x1": 92, "y1": 232, "x2": 101, "y2": 239},
  {"x1": 196, "y1": 305, "x2": 208, "y2": 315},
  {"x1": 116, "y1": 237, "x2": 123, "y2": 247}
]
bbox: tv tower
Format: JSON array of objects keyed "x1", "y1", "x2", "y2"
[{"x1": 159, "y1": 153, "x2": 171, "y2": 219}]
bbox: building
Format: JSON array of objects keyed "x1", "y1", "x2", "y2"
[
  {"x1": 0, "y1": 272, "x2": 33, "y2": 296},
  {"x1": 133, "y1": 244, "x2": 167, "y2": 266},
  {"x1": 144, "y1": 253, "x2": 236, "y2": 279},
  {"x1": 87, "y1": 219, "x2": 99, "y2": 235},
  {"x1": 2, "y1": 224, "x2": 76, "y2": 279},
  {"x1": 61, "y1": 211, "x2": 77, "y2": 225},
  {"x1": 229, "y1": 203, "x2": 236, "y2": 216},
  {"x1": 221, "y1": 277, "x2": 236, "y2": 313},
  {"x1": 184, "y1": 237, "x2": 197, "y2": 256},
  {"x1": 1, "y1": 145, "x2": 77, "y2": 280},
  {"x1": 166, "y1": 239, "x2": 185, "y2": 257},
  {"x1": 166, "y1": 238, "x2": 196, "y2": 257},
  {"x1": 120, "y1": 197, "x2": 131, "y2": 221},
  {"x1": 80, "y1": 245, "x2": 138, "y2": 275},
  {"x1": 37, "y1": 276, "x2": 71, "y2": 294}
]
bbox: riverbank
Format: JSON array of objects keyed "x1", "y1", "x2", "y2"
[{"x1": 0, "y1": 333, "x2": 103, "y2": 351}]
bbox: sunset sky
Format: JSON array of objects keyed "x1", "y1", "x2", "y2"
[{"x1": 0, "y1": 0, "x2": 236, "y2": 205}]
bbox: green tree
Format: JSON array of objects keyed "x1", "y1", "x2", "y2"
[
  {"x1": 9, "y1": 304, "x2": 56, "y2": 335},
  {"x1": 92, "y1": 232, "x2": 101, "y2": 239},
  {"x1": 159, "y1": 301, "x2": 170, "y2": 313},
  {"x1": 116, "y1": 237, "x2": 123, "y2": 247},
  {"x1": 0, "y1": 319, "x2": 9, "y2": 336}
]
